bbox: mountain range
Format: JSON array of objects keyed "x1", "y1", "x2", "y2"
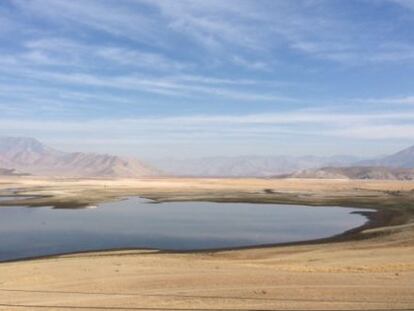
[
  {"x1": 0, "y1": 136, "x2": 413, "y2": 179},
  {"x1": 288, "y1": 166, "x2": 414, "y2": 180},
  {"x1": 149, "y1": 155, "x2": 361, "y2": 177},
  {"x1": 358, "y1": 145, "x2": 414, "y2": 168},
  {"x1": 0, "y1": 137, "x2": 158, "y2": 178},
  {"x1": 283, "y1": 145, "x2": 414, "y2": 180},
  {"x1": 150, "y1": 145, "x2": 414, "y2": 178}
]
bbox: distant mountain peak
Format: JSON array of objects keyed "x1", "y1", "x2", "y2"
[
  {"x1": 0, "y1": 136, "x2": 50, "y2": 151},
  {"x1": 393, "y1": 144, "x2": 414, "y2": 155},
  {"x1": 359, "y1": 144, "x2": 414, "y2": 168}
]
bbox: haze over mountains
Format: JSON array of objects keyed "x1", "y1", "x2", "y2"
[
  {"x1": 0, "y1": 136, "x2": 413, "y2": 179},
  {"x1": 359, "y1": 145, "x2": 414, "y2": 168},
  {"x1": 150, "y1": 146, "x2": 414, "y2": 179},
  {"x1": 287, "y1": 145, "x2": 414, "y2": 180},
  {"x1": 0, "y1": 137, "x2": 157, "y2": 178},
  {"x1": 150, "y1": 155, "x2": 361, "y2": 177},
  {"x1": 290, "y1": 166, "x2": 414, "y2": 180}
]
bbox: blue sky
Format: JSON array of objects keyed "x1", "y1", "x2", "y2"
[{"x1": 1, "y1": 0, "x2": 414, "y2": 158}]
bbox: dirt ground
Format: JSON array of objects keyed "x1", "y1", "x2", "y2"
[{"x1": 0, "y1": 177, "x2": 413, "y2": 310}]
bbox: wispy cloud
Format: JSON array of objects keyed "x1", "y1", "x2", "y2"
[
  {"x1": 0, "y1": 63, "x2": 291, "y2": 101},
  {"x1": 0, "y1": 32, "x2": 292, "y2": 101},
  {"x1": 354, "y1": 96, "x2": 414, "y2": 105},
  {"x1": 6, "y1": 0, "x2": 414, "y2": 67},
  {"x1": 12, "y1": 0, "x2": 160, "y2": 43},
  {"x1": 335, "y1": 124, "x2": 414, "y2": 139},
  {"x1": 1, "y1": 109, "x2": 413, "y2": 139},
  {"x1": 1, "y1": 1, "x2": 414, "y2": 156},
  {"x1": 390, "y1": 0, "x2": 414, "y2": 11},
  {"x1": 15, "y1": 38, "x2": 190, "y2": 71},
  {"x1": 97, "y1": 47, "x2": 190, "y2": 71}
]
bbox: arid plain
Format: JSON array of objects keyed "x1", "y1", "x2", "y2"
[{"x1": 0, "y1": 177, "x2": 413, "y2": 310}]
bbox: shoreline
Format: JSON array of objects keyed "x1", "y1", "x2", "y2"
[{"x1": 0, "y1": 198, "x2": 406, "y2": 264}]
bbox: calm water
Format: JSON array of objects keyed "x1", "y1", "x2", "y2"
[{"x1": 0, "y1": 197, "x2": 369, "y2": 261}]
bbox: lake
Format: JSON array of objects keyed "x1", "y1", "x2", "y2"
[{"x1": 0, "y1": 197, "x2": 370, "y2": 261}]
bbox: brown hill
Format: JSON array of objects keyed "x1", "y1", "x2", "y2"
[{"x1": 0, "y1": 137, "x2": 158, "y2": 178}]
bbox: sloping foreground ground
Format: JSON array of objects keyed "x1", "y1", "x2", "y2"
[{"x1": 0, "y1": 177, "x2": 413, "y2": 310}]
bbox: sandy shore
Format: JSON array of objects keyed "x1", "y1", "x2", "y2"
[{"x1": 0, "y1": 177, "x2": 413, "y2": 310}]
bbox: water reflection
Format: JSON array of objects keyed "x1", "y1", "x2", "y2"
[{"x1": 0, "y1": 197, "x2": 369, "y2": 261}]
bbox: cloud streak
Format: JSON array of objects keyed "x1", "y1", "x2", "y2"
[
  {"x1": 1, "y1": 1, "x2": 414, "y2": 156},
  {"x1": 6, "y1": 0, "x2": 414, "y2": 66},
  {"x1": 1, "y1": 109, "x2": 413, "y2": 140}
]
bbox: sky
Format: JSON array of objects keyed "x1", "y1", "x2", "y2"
[{"x1": 1, "y1": 0, "x2": 414, "y2": 158}]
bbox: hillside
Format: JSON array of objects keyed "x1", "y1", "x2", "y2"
[
  {"x1": 150, "y1": 155, "x2": 360, "y2": 177},
  {"x1": 0, "y1": 137, "x2": 158, "y2": 178},
  {"x1": 288, "y1": 166, "x2": 414, "y2": 180},
  {"x1": 360, "y1": 145, "x2": 414, "y2": 168}
]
